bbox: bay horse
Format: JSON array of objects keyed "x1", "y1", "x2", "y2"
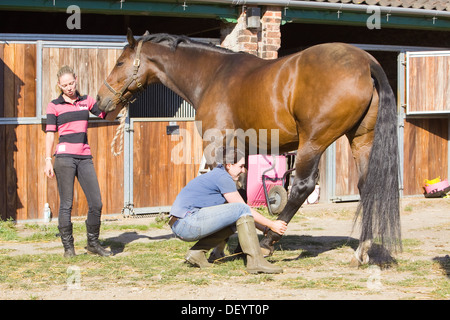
[{"x1": 97, "y1": 29, "x2": 402, "y2": 265}]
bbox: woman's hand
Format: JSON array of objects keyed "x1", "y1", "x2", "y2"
[
  {"x1": 269, "y1": 220, "x2": 288, "y2": 235},
  {"x1": 44, "y1": 132, "x2": 55, "y2": 178},
  {"x1": 222, "y1": 191, "x2": 288, "y2": 236},
  {"x1": 44, "y1": 160, "x2": 54, "y2": 178}
]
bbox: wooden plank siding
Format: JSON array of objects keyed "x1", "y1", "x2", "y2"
[
  {"x1": 0, "y1": 123, "x2": 49, "y2": 221},
  {"x1": 2, "y1": 41, "x2": 449, "y2": 221},
  {"x1": 41, "y1": 46, "x2": 122, "y2": 115},
  {"x1": 403, "y1": 118, "x2": 448, "y2": 195},
  {"x1": 0, "y1": 42, "x2": 126, "y2": 221},
  {"x1": 1, "y1": 43, "x2": 38, "y2": 221},
  {"x1": 0, "y1": 43, "x2": 36, "y2": 118},
  {"x1": 405, "y1": 52, "x2": 449, "y2": 195},
  {"x1": 408, "y1": 54, "x2": 450, "y2": 114},
  {"x1": 132, "y1": 121, "x2": 202, "y2": 209},
  {"x1": 0, "y1": 123, "x2": 124, "y2": 221}
]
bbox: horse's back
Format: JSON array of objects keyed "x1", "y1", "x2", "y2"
[
  {"x1": 197, "y1": 43, "x2": 375, "y2": 153},
  {"x1": 282, "y1": 42, "x2": 369, "y2": 65},
  {"x1": 285, "y1": 43, "x2": 373, "y2": 114}
]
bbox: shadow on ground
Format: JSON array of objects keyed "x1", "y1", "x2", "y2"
[{"x1": 105, "y1": 231, "x2": 176, "y2": 254}]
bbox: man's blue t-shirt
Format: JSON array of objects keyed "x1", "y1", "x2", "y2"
[{"x1": 170, "y1": 164, "x2": 237, "y2": 218}]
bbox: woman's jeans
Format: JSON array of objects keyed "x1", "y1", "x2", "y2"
[
  {"x1": 171, "y1": 202, "x2": 252, "y2": 242},
  {"x1": 53, "y1": 157, "x2": 103, "y2": 228}
]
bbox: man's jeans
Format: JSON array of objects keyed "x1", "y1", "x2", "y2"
[
  {"x1": 53, "y1": 157, "x2": 103, "y2": 228},
  {"x1": 171, "y1": 202, "x2": 251, "y2": 241}
]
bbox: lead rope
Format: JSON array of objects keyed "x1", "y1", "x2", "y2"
[{"x1": 111, "y1": 105, "x2": 129, "y2": 156}]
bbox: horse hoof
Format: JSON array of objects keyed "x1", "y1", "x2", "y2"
[
  {"x1": 261, "y1": 246, "x2": 272, "y2": 257},
  {"x1": 349, "y1": 256, "x2": 362, "y2": 268},
  {"x1": 350, "y1": 252, "x2": 370, "y2": 267},
  {"x1": 259, "y1": 237, "x2": 274, "y2": 257},
  {"x1": 259, "y1": 242, "x2": 274, "y2": 257}
]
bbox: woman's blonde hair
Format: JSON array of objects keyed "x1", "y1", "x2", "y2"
[{"x1": 56, "y1": 65, "x2": 77, "y2": 93}]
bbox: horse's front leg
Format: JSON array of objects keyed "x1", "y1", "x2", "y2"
[
  {"x1": 260, "y1": 152, "x2": 321, "y2": 256},
  {"x1": 259, "y1": 194, "x2": 305, "y2": 256}
]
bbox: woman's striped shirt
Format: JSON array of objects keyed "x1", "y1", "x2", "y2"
[{"x1": 45, "y1": 93, "x2": 105, "y2": 158}]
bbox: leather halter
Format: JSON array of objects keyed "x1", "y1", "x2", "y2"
[{"x1": 104, "y1": 40, "x2": 145, "y2": 104}]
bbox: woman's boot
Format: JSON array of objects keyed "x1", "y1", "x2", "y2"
[
  {"x1": 58, "y1": 223, "x2": 76, "y2": 258},
  {"x1": 185, "y1": 226, "x2": 235, "y2": 268},
  {"x1": 85, "y1": 221, "x2": 112, "y2": 257},
  {"x1": 236, "y1": 215, "x2": 283, "y2": 274}
]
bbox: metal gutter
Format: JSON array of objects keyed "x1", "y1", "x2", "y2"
[
  {"x1": 1, "y1": 1, "x2": 449, "y2": 30},
  {"x1": 193, "y1": 0, "x2": 450, "y2": 19},
  {"x1": 0, "y1": 0, "x2": 238, "y2": 19},
  {"x1": 2, "y1": 0, "x2": 449, "y2": 19}
]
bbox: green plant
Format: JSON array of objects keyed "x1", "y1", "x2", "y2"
[{"x1": 0, "y1": 219, "x2": 18, "y2": 241}]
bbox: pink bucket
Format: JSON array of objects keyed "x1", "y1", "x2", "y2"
[{"x1": 247, "y1": 155, "x2": 286, "y2": 207}]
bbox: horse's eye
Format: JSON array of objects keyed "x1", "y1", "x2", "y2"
[{"x1": 116, "y1": 61, "x2": 124, "y2": 67}]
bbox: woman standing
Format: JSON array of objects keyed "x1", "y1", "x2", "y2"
[{"x1": 44, "y1": 65, "x2": 111, "y2": 258}]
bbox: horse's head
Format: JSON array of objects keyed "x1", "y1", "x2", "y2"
[{"x1": 97, "y1": 29, "x2": 151, "y2": 120}]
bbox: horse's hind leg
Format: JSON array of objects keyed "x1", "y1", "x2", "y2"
[
  {"x1": 348, "y1": 132, "x2": 374, "y2": 266},
  {"x1": 260, "y1": 145, "x2": 322, "y2": 255},
  {"x1": 346, "y1": 89, "x2": 378, "y2": 266}
]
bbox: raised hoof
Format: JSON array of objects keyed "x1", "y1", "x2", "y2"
[{"x1": 259, "y1": 238, "x2": 275, "y2": 257}]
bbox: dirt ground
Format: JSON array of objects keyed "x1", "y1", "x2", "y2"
[{"x1": 1, "y1": 197, "x2": 448, "y2": 300}]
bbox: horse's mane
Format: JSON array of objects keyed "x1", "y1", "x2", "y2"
[{"x1": 138, "y1": 33, "x2": 239, "y2": 55}]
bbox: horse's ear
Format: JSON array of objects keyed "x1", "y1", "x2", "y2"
[
  {"x1": 143, "y1": 30, "x2": 150, "y2": 36},
  {"x1": 127, "y1": 28, "x2": 136, "y2": 48}
]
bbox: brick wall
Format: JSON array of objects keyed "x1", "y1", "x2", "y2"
[
  {"x1": 260, "y1": 7, "x2": 282, "y2": 59},
  {"x1": 220, "y1": 6, "x2": 282, "y2": 59}
]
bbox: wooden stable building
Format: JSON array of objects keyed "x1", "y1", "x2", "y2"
[{"x1": 0, "y1": 0, "x2": 449, "y2": 221}]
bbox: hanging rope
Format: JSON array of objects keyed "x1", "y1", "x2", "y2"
[{"x1": 110, "y1": 105, "x2": 129, "y2": 156}]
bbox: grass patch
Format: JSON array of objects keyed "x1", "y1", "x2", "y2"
[
  {"x1": 0, "y1": 217, "x2": 448, "y2": 300},
  {"x1": 282, "y1": 276, "x2": 366, "y2": 291},
  {"x1": 404, "y1": 205, "x2": 414, "y2": 212},
  {"x1": 0, "y1": 219, "x2": 18, "y2": 241}
]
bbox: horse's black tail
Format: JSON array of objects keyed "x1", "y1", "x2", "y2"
[{"x1": 355, "y1": 60, "x2": 402, "y2": 254}]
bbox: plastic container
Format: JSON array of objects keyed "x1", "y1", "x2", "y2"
[
  {"x1": 424, "y1": 179, "x2": 449, "y2": 194},
  {"x1": 247, "y1": 154, "x2": 286, "y2": 207},
  {"x1": 43, "y1": 203, "x2": 52, "y2": 223}
]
